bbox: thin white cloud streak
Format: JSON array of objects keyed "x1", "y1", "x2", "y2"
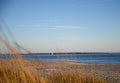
[
  {"x1": 39, "y1": 19, "x2": 60, "y2": 22},
  {"x1": 17, "y1": 25, "x2": 83, "y2": 30},
  {"x1": 46, "y1": 26, "x2": 83, "y2": 30}
]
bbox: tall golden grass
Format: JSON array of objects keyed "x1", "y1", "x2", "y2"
[
  {"x1": 0, "y1": 36, "x2": 46, "y2": 83},
  {"x1": 0, "y1": 29, "x2": 107, "y2": 83},
  {"x1": 46, "y1": 71, "x2": 107, "y2": 83}
]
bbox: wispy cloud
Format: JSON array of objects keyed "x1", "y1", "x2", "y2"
[
  {"x1": 17, "y1": 25, "x2": 83, "y2": 30},
  {"x1": 40, "y1": 19, "x2": 60, "y2": 22},
  {"x1": 45, "y1": 26, "x2": 82, "y2": 30}
]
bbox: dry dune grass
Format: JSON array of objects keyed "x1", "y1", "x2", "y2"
[
  {"x1": 0, "y1": 61, "x2": 107, "y2": 83},
  {"x1": 0, "y1": 61, "x2": 45, "y2": 83},
  {"x1": 0, "y1": 28, "x2": 107, "y2": 83},
  {"x1": 0, "y1": 36, "x2": 46, "y2": 83},
  {"x1": 45, "y1": 71, "x2": 107, "y2": 83}
]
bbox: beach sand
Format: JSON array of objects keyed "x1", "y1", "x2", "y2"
[
  {"x1": 1, "y1": 60, "x2": 119, "y2": 83},
  {"x1": 33, "y1": 61, "x2": 120, "y2": 83}
]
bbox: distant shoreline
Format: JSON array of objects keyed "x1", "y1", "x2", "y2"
[
  {"x1": 1, "y1": 52, "x2": 120, "y2": 56},
  {"x1": 24, "y1": 52, "x2": 120, "y2": 55}
]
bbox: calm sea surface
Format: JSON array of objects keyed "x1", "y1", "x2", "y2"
[
  {"x1": 1, "y1": 54, "x2": 120, "y2": 64},
  {"x1": 23, "y1": 53, "x2": 120, "y2": 64}
]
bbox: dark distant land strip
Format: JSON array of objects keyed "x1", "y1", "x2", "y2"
[
  {"x1": 24, "y1": 52, "x2": 120, "y2": 55},
  {"x1": 1, "y1": 52, "x2": 120, "y2": 56}
]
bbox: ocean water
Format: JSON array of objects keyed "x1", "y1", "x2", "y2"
[
  {"x1": 1, "y1": 53, "x2": 120, "y2": 64},
  {"x1": 23, "y1": 53, "x2": 120, "y2": 64}
]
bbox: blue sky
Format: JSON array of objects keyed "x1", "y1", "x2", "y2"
[{"x1": 2, "y1": 0, "x2": 120, "y2": 53}]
